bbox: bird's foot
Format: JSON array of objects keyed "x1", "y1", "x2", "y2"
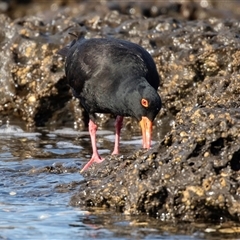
[{"x1": 80, "y1": 153, "x2": 104, "y2": 173}]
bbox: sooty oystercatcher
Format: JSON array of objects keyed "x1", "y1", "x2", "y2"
[{"x1": 58, "y1": 35, "x2": 161, "y2": 172}]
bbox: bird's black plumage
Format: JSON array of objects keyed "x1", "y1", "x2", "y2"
[
  {"x1": 59, "y1": 36, "x2": 162, "y2": 171},
  {"x1": 61, "y1": 37, "x2": 161, "y2": 120}
]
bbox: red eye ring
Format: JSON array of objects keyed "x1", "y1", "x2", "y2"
[{"x1": 141, "y1": 98, "x2": 149, "y2": 108}]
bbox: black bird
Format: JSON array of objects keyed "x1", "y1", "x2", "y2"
[{"x1": 58, "y1": 35, "x2": 161, "y2": 172}]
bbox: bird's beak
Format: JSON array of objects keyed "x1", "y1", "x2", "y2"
[{"x1": 139, "y1": 116, "x2": 152, "y2": 149}]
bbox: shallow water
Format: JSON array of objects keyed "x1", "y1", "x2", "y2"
[{"x1": 0, "y1": 121, "x2": 238, "y2": 240}]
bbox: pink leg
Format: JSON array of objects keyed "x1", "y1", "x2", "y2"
[
  {"x1": 80, "y1": 119, "x2": 104, "y2": 172},
  {"x1": 112, "y1": 116, "x2": 123, "y2": 155}
]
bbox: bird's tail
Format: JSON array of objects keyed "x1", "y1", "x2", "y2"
[{"x1": 57, "y1": 26, "x2": 86, "y2": 57}]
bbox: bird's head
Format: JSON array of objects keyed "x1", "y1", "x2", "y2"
[{"x1": 124, "y1": 79, "x2": 162, "y2": 149}]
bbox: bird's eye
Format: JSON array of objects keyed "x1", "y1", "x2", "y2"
[{"x1": 141, "y1": 98, "x2": 149, "y2": 108}]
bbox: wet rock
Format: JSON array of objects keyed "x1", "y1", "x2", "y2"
[
  {"x1": 71, "y1": 107, "x2": 240, "y2": 222},
  {"x1": 0, "y1": 0, "x2": 240, "y2": 223},
  {"x1": 0, "y1": 13, "x2": 76, "y2": 128},
  {"x1": 1, "y1": 1, "x2": 240, "y2": 128}
]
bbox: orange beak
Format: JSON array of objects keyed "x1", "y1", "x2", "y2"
[{"x1": 139, "y1": 116, "x2": 153, "y2": 149}]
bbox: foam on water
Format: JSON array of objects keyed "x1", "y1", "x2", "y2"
[
  {"x1": 51, "y1": 128, "x2": 84, "y2": 136},
  {"x1": 51, "y1": 128, "x2": 114, "y2": 136},
  {"x1": 56, "y1": 141, "x2": 83, "y2": 149},
  {"x1": 0, "y1": 124, "x2": 41, "y2": 138}
]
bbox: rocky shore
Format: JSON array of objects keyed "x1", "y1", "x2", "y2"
[{"x1": 0, "y1": 0, "x2": 240, "y2": 223}]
